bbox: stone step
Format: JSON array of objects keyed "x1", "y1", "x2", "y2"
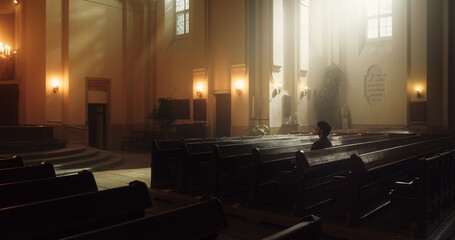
[
  {"x1": 19, "y1": 144, "x2": 88, "y2": 161},
  {"x1": 56, "y1": 153, "x2": 123, "y2": 176},
  {"x1": 24, "y1": 147, "x2": 99, "y2": 166}
]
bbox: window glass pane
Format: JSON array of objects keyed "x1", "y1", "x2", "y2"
[
  {"x1": 366, "y1": 0, "x2": 378, "y2": 17},
  {"x1": 379, "y1": 0, "x2": 392, "y2": 14},
  {"x1": 367, "y1": 18, "x2": 378, "y2": 39},
  {"x1": 176, "y1": 0, "x2": 184, "y2": 12},
  {"x1": 185, "y1": 0, "x2": 189, "y2": 10},
  {"x1": 185, "y1": 12, "x2": 189, "y2": 33},
  {"x1": 380, "y1": 16, "x2": 392, "y2": 37},
  {"x1": 176, "y1": 12, "x2": 184, "y2": 35}
]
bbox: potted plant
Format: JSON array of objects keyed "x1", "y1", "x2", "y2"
[{"x1": 314, "y1": 64, "x2": 343, "y2": 129}]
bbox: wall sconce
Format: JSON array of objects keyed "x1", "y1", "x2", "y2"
[
  {"x1": 52, "y1": 79, "x2": 60, "y2": 93},
  {"x1": 195, "y1": 83, "x2": 203, "y2": 98},
  {"x1": 235, "y1": 80, "x2": 244, "y2": 96},
  {"x1": 13, "y1": 0, "x2": 18, "y2": 5},
  {"x1": 300, "y1": 86, "x2": 309, "y2": 99},
  {"x1": 272, "y1": 84, "x2": 282, "y2": 98},
  {"x1": 416, "y1": 88, "x2": 422, "y2": 98}
]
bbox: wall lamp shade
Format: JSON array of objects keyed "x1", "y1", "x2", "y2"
[
  {"x1": 416, "y1": 88, "x2": 422, "y2": 98},
  {"x1": 300, "y1": 86, "x2": 309, "y2": 99},
  {"x1": 234, "y1": 80, "x2": 244, "y2": 96},
  {"x1": 195, "y1": 84, "x2": 203, "y2": 98},
  {"x1": 272, "y1": 84, "x2": 282, "y2": 98},
  {"x1": 52, "y1": 80, "x2": 60, "y2": 93}
]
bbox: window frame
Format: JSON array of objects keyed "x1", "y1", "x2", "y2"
[
  {"x1": 365, "y1": 0, "x2": 392, "y2": 41},
  {"x1": 175, "y1": 0, "x2": 190, "y2": 37}
]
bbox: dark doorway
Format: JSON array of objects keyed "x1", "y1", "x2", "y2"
[
  {"x1": 215, "y1": 94, "x2": 231, "y2": 137},
  {"x1": 88, "y1": 104, "x2": 106, "y2": 149},
  {"x1": 0, "y1": 84, "x2": 18, "y2": 126}
]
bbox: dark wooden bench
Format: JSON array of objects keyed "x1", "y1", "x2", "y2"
[
  {"x1": 276, "y1": 134, "x2": 428, "y2": 216},
  {"x1": 211, "y1": 138, "x2": 312, "y2": 197},
  {"x1": 151, "y1": 138, "x2": 205, "y2": 188},
  {"x1": 0, "y1": 170, "x2": 98, "y2": 209},
  {"x1": 390, "y1": 148, "x2": 455, "y2": 239},
  {"x1": 0, "y1": 161, "x2": 56, "y2": 184},
  {"x1": 328, "y1": 135, "x2": 455, "y2": 226},
  {"x1": 62, "y1": 197, "x2": 228, "y2": 240},
  {"x1": 262, "y1": 215, "x2": 321, "y2": 240},
  {"x1": 176, "y1": 136, "x2": 303, "y2": 194},
  {"x1": 0, "y1": 180, "x2": 152, "y2": 240},
  {"x1": 247, "y1": 144, "x2": 311, "y2": 208},
  {"x1": 0, "y1": 155, "x2": 24, "y2": 169}
]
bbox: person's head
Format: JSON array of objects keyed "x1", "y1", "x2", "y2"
[{"x1": 315, "y1": 121, "x2": 331, "y2": 138}]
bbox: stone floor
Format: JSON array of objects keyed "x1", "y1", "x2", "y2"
[{"x1": 92, "y1": 151, "x2": 151, "y2": 190}]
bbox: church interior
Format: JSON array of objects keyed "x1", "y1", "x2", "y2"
[{"x1": 1, "y1": 0, "x2": 455, "y2": 239}]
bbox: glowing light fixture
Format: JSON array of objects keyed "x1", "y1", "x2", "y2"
[
  {"x1": 300, "y1": 86, "x2": 309, "y2": 99},
  {"x1": 52, "y1": 79, "x2": 60, "y2": 93},
  {"x1": 272, "y1": 83, "x2": 282, "y2": 98},
  {"x1": 416, "y1": 88, "x2": 422, "y2": 98},
  {"x1": 195, "y1": 83, "x2": 203, "y2": 98},
  {"x1": 0, "y1": 42, "x2": 12, "y2": 58},
  {"x1": 235, "y1": 80, "x2": 244, "y2": 96}
]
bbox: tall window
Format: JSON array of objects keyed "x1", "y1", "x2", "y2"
[
  {"x1": 176, "y1": 0, "x2": 189, "y2": 36},
  {"x1": 300, "y1": 0, "x2": 309, "y2": 71},
  {"x1": 366, "y1": 0, "x2": 392, "y2": 39}
]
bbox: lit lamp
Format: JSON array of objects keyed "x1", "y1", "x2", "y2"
[
  {"x1": 416, "y1": 88, "x2": 422, "y2": 98},
  {"x1": 272, "y1": 84, "x2": 282, "y2": 98},
  {"x1": 52, "y1": 79, "x2": 60, "y2": 93},
  {"x1": 195, "y1": 83, "x2": 203, "y2": 98},
  {"x1": 235, "y1": 80, "x2": 244, "y2": 96},
  {"x1": 300, "y1": 86, "x2": 309, "y2": 99}
]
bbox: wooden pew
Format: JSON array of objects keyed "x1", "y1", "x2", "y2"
[
  {"x1": 0, "y1": 155, "x2": 24, "y2": 169},
  {"x1": 247, "y1": 144, "x2": 310, "y2": 208},
  {"x1": 0, "y1": 180, "x2": 152, "y2": 240},
  {"x1": 62, "y1": 197, "x2": 228, "y2": 240},
  {"x1": 177, "y1": 136, "x2": 304, "y2": 194},
  {"x1": 0, "y1": 170, "x2": 97, "y2": 209},
  {"x1": 0, "y1": 161, "x2": 56, "y2": 184},
  {"x1": 211, "y1": 138, "x2": 312, "y2": 197},
  {"x1": 262, "y1": 215, "x2": 322, "y2": 240},
  {"x1": 390, "y1": 148, "x2": 455, "y2": 239},
  {"x1": 328, "y1": 135, "x2": 455, "y2": 226},
  {"x1": 151, "y1": 138, "x2": 205, "y2": 188},
  {"x1": 276, "y1": 134, "x2": 428, "y2": 216}
]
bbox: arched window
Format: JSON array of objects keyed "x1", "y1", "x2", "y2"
[{"x1": 175, "y1": 0, "x2": 189, "y2": 36}]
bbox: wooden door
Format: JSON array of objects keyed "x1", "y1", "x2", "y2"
[
  {"x1": 215, "y1": 94, "x2": 231, "y2": 137},
  {"x1": 88, "y1": 104, "x2": 106, "y2": 149}
]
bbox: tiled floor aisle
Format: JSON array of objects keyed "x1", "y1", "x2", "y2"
[{"x1": 92, "y1": 151, "x2": 151, "y2": 190}]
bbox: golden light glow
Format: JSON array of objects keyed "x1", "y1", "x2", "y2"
[
  {"x1": 195, "y1": 83, "x2": 203, "y2": 98},
  {"x1": 416, "y1": 88, "x2": 422, "y2": 98},
  {"x1": 0, "y1": 42, "x2": 12, "y2": 58},
  {"x1": 51, "y1": 79, "x2": 60, "y2": 93},
  {"x1": 235, "y1": 80, "x2": 244, "y2": 95}
]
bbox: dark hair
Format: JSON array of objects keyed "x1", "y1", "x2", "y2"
[{"x1": 317, "y1": 121, "x2": 331, "y2": 138}]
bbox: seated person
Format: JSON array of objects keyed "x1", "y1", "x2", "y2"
[{"x1": 311, "y1": 121, "x2": 332, "y2": 150}]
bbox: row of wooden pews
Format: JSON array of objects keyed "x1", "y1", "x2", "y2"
[
  {"x1": 0, "y1": 156, "x2": 229, "y2": 240},
  {"x1": 151, "y1": 132, "x2": 455, "y2": 239}
]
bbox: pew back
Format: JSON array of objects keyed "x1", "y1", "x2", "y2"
[
  {"x1": 62, "y1": 197, "x2": 228, "y2": 240},
  {"x1": 0, "y1": 180, "x2": 152, "y2": 240},
  {"x1": 0, "y1": 170, "x2": 98, "y2": 209}
]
